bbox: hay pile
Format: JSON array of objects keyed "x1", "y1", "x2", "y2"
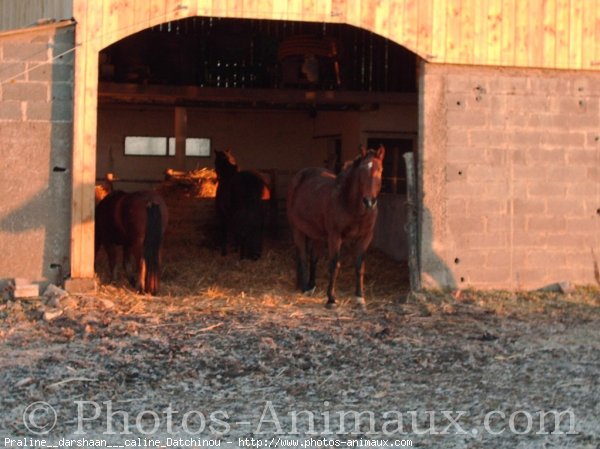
[{"x1": 162, "y1": 167, "x2": 218, "y2": 198}]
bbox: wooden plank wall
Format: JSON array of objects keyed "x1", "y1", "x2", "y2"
[
  {"x1": 71, "y1": 0, "x2": 600, "y2": 71},
  {"x1": 68, "y1": 0, "x2": 598, "y2": 279},
  {"x1": 0, "y1": 0, "x2": 73, "y2": 31}
]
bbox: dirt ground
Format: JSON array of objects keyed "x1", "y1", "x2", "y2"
[
  {"x1": 1, "y1": 232, "x2": 599, "y2": 449},
  {"x1": 2, "y1": 180, "x2": 600, "y2": 449}
]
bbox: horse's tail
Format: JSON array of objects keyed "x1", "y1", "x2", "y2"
[{"x1": 144, "y1": 201, "x2": 163, "y2": 295}]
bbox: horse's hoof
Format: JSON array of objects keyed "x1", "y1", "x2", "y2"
[
  {"x1": 325, "y1": 301, "x2": 337, "y2": 309},
  {"x1": 303, "y1": 286, "x2": 316, "y2": 296},
  {"x1": 355, "y1": 296, "x2": 367, "y2": 311}
]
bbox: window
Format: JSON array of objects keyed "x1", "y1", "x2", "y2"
[
  {"x1": 124, "y1": 136, "x2": 211, "y2": 157},
  {"x1": 168, "y1": 137, "x2": 211, "y2": 157},
  {"x1": 124, "y1": 136, "x2": 168, "y2": 156}
]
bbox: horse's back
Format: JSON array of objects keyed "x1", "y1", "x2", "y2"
[
  {"x1": 232, "y1": 171, "x2": 267, "y2": 202},
  {"x1": 121, "y1": 191, "x2": 169, "y2": 237},
  {"x1": 287, "y1": 167, "x2": 335, "y2": 240}
]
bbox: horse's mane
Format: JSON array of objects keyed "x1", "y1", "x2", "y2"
[
  {"x1": 215, "y1": 149, "x2": 239, "y2": 179},
  {"x1": 335, "y1": 150, "x2": 375, "y2": 206}
]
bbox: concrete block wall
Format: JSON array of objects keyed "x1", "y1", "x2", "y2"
[
  {"x1": 420, "y1": 63, "x2": 600, "y2": 290},
  {"x1": 0, "y1": 23, "x2": 74, "y2": 287}
]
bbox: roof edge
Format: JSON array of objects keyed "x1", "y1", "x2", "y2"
[{"x1": 0, "y1": 18, "x2": 75, "y2": 39}]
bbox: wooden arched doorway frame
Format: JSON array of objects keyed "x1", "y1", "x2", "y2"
[{"x1": 69, "y1": 1, "x2": 426, "y2": 281}]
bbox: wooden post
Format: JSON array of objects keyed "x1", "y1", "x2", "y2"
[
  {"x1": 403, "y1": 151, "x2": 421, "y2": 292},
  {"x1": 174, "y1": 106, "x2": 187, "y2": 170},
  {"x1": 69, "y1": 0, "x2": 99, "y2": 291}
]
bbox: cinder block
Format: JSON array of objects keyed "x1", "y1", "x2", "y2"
[
  {"x1": 446, "y1": 182, "x2": 484, "y2": 197},
  {"x1": 446, "y1": 128, "x2": 469, "y2": 146},
  {"x1": 566, "y1": 217, "x2": 597, "y2": 233},
  {"x1": 3, "y1": 82, "x2": 48, "y2": 101},
  {"x1": 490, "y1": 76, "x2": 529, "y2": 94},
  {"x1": 527, "y1": 250, "x2": 566, "y2": 268},
  {"x1": 0, "y1": 101, "x2": 23, "y2": 120},
  {"x1": 447, "y1": 145, "x2": 484, "y2": 162},
  {"x1": 541, "y1": 127, "x2": 585, "y2": 148},
  {"x1": 3, "y1": 43, "x2": 49, "y2": 61},
  {"x1": 485, "y1": 214, "x2": 513, "y2": 233},
  {"x1": 14, "y1": 286, "x2": 39, "y2": 298},
  {"x1": 448, "y1": 216, "x2": 485, "y2": 234},
  {"x1": 446, "y1": 164, "x2": 468, "y2": 182},
  {"x1": 50, "y1": 82, "x2": 73, "y2": 100},
  {"x1": 26, "y1": 101, "x2": 52, "y2": 121},
  {"x1": 0, "y1": 62, "x2": 26, "y2": 81},
  {"x1": 465, "y1": 232, "x2": 509, "y2": 249},
  {"x1": 468, "y1": 198, "x2": 508, "y2": 215},
  {"x1": 565, "y1": 148, "x2": 600, "y2": 166},
  {"x1": 547, "y1": 165, "x2": 588, "y2": 180},
  {"x1": 470, "y1": 129, "x2": 507, "y2": 147},
  {"x1": 549, "y1": 199, "x2": 586, "y2": 216},
  {"x1": 513, "y1": 166, "x2": 547, "y2": 180},
  {"x1": 446, "y1": 110, "x2": 488, "y2": 127},
  {"x1": 508, "y1": 130, "x2": 542, "y2": 146},
  {"x1": 466, "y1": 164, "x2": 508, "y2": 182},
  {"x1": 512, "y1": 198, "x2": 546, "y2": 215},
  {"x1": 527, "y1": 216, "x2": 567, "y2": 233},
  {"x1": 13, "y1": 283, "x2": 39, "y2": 298}
]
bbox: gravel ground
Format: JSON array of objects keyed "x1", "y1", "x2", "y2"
[{"x1": 1, "y1": 240, "x2": 599, "y2": 449}]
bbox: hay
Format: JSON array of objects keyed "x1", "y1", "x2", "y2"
[
  {"x1": 162, "y1": 167, "x2": 218, "y2": 198},
  {"x1": 1, "y1": 192, "x2": 600, "y2": 447}
]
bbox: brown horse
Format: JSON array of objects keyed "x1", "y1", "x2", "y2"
[
  {"x1": 286, "y1": 145, "x2": 385, "y2": 309},
  {"x1": 95, "y1": 190, "x2": 169, "y2": 295}
]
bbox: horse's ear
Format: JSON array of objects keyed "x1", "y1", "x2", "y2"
[
  {"x1": 359, "y1": 145, "x2": 367, "y2": 158},
  {"x1": 376, "y1": 145, "x2": 385, "y2": 160}
]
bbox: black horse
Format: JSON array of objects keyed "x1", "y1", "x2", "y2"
[{"x1": 214, "y1": 149, "x2": 271, "y2": 260}]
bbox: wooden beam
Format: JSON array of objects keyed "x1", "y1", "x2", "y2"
[
  {"x1": 98, "y1": 82, "x2": 418, "y2": 107},
  {"x1": 174, "y1": 107, "x2": 188, "y2": 170},
  {"x1": 71, "y1": 1, "x2": 99, "y2": 281}
]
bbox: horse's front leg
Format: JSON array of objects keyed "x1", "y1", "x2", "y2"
[
  {"x1": 353, "y1": 231, "x2": 374, "y2": 310},
  {"x1": 354, "y1": 252, "x2": 367, "y2": 310},
  {"x1": 307, "y1": 242, "x2": 317, "y2": 293},
  {"x1": 326, "y1": 236, "x2": 342, "y2": 308}
]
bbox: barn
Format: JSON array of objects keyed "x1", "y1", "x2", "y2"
[{"x1": 0, "y1": 0, "x2": 599, "y2": 293}]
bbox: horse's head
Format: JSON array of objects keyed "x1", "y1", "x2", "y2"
[
  {"x1": 214, "y1": 149, "x2": 239, "y2": 179},
  {"x1": 355, "y1": 145, "x2": 385, "y2": 211}
]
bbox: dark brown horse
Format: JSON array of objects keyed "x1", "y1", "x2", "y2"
[
  {"x1": 95, "y1": 190, "x2": 169, "y2": 295},
  {"x1": 286, "y1": 146, "x2": 385, "y2": 309},
  {"x1": 214, "y1": 149, "x2": 271, "y2": 260}
]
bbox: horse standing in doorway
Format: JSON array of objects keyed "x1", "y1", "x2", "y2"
[
  {"x1": 214, "y1": 149, "x2": 271, "y2": 260},
  {"x1": 95, "y1": 190, "x2": 169, "y2": 295},
  {"x1": 286, "y1": 145, "x2": 385, "y2": 309}
]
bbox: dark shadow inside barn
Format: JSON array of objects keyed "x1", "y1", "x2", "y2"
[{"x1": 94, "y1": 17, "x2": 417, "y2": 298}]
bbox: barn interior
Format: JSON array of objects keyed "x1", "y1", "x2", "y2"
[{"x1": 94, "y1": 17, "x2": 417, "y2": 294}]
